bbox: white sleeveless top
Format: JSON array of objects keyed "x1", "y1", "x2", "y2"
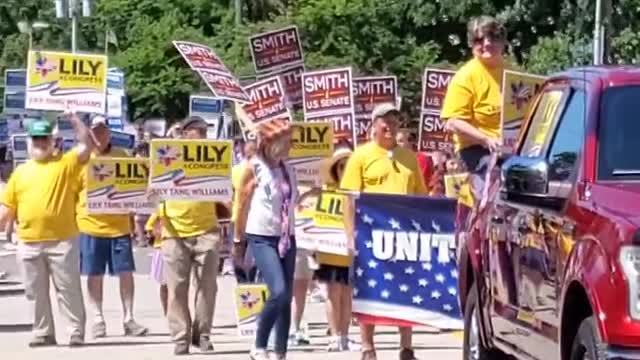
[{"x1": 245, "y1": 157, "x2": 298, "y2": 237}]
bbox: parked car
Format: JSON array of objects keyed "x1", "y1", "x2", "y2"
[{"x1": 457, "y1": 66, "x2": 640, "y2": 360}]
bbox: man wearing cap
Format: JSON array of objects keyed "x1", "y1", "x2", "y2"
[
  {"x1": 0, "y1": 111, "x2": 93, "y2": 347},
  {"x1": 340, "y1": 103, "x2": 428, "y2": 360},
  {"x1": 158, "y1": 116, "x2": 222, "y2": 355},
  {"x1": 76, "y1": 115, "x2": 149, "y2": 339}
]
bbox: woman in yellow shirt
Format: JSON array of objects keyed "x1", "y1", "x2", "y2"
[
  {"x1": 313, "y1": 146, "x2": 360, "y2": 352},
  {"x1": 441, "y1": 15, "x2": 506, "y2": 216}
]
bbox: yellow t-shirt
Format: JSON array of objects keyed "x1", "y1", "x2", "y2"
[
  {"x1": 145, "y1": 212, "x2": 161, "y2": 248},
  {"x1": 441, "y1": 57, "x2": 504, "y2": 151},
  {"x1": 340, "y1": 142, "x2": 428, "y2": 195},
  {"x1": 2, "y1": 149, "x2": 84, "y2": 242},
  {"x1": 159, "y1": 200, "x2": 217, "y2": 239},
  {"x1": 231, "y1": 162, "x2": 247, "y2": 222},
  {"x1": 76, "y1": 147, "x2": 131, "y2": 238}
]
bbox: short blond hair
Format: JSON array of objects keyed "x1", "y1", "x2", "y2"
[{"x1": 467, "y1": 15, "x2": 506, "y2": 47}]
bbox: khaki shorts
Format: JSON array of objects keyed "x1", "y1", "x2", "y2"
[{"x1": 294, "y1": 251, "x2": 314, "y2": 280}]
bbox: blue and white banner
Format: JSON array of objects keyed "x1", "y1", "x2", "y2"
[
  {"x1": 353, "y1": 193, "x2": 463, "y2": 330},
  {"x1": 189, "y1": 95, "x2": 228, "y2": 139},
  {"x1": 107, "y1": 68, "x2": 127, "y2": 129},
  {"x1": 110, "y1": 130, "x2": 136, "y2": 151}
]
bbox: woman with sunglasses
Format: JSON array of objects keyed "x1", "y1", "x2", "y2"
[{"x1": 441, "y1": 15, "x2": 506, "y2": 219}]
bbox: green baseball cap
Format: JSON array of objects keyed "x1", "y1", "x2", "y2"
[{"x1": 27, "y1": 120, "x2": 53, "y2": 137}]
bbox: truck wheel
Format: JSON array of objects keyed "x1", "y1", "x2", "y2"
[
  {"x1": 463, "y1": 283, "x2": 509, "y2": 360},
  {"x1": 569, "y1": 316, "x2": 607, "y2": 360}
]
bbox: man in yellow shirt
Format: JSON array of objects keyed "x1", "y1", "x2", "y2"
[
  {"x1": 76, "y1": 116, "x2": 148, "y2": 339},
  {"x1": 160, "y1": 116, "x2": 222, "y2": 355},
  {"x1": 0, "y1": 111, "x2": 92, "y2": 347},
  {"x1": 341, "y1": 103, "x2": 427, "y2": 360}
]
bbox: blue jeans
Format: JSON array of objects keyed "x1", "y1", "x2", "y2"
[{"x1": 247, "y1": 233, "x2": 296, "y2": 354}]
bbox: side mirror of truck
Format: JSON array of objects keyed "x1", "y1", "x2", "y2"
[{"x1": 501, "y1": 156, "x2": 549, "y2": 197}]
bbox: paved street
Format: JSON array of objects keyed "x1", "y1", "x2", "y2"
[{"x1": 0, "y1": 243, "x2": 463, "y2": 359}]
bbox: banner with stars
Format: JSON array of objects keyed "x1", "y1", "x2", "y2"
[{"x1": 353, "y1": 193, "x2": 463, "y2": 330}]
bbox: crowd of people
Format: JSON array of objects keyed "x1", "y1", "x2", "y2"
[{"x1": 0, "y1": 13, "x2": 507, "y2": 360}]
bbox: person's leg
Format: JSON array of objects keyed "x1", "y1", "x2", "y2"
[
  {"x1": 324, "y1": 280, "x2": 342, "y2": 351},
  {"x1": 248, "y1": 234, "x2": 287, "y2": 354},
  {"x1": 162, "y1": 238, "x2": 193, "y2": 354},
  {"x1": 79, "y1": 233, "x2": 109, "y2": 337},
  {"x1": 47, "y1": 240, "x2": 86, "y2": 345},
  {"x1": 160, "y1": 284, "x2": 168, "y2": 316},
  {"x1": 290, "y1": 253, "x2": 312, "y2": 344},
  {"x1": 110, "y1": 235, "x2": 147, "y2": 335},
  {"x1": 398, "y1": 327, "x2": 416, "y2": 360},
  {"x1": 191, "y1": 232, "x2": 220, "y2": 352},
  {"x1": 273, "y1": 241, "x2": 296, "y2": 356},
  {"x1": 360, "y1": 323, "x2": 376, "y2": 353},
  {"x1": 19, "y1": 242, "x2": 56, "y2": 346},
  {"x1": 339, "y1": 282, "x2": 360, "y2": 351}
]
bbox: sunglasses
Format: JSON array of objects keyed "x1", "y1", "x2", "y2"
[{"x1": 473, "y1": 32, "x2": 505, "y2": 44}]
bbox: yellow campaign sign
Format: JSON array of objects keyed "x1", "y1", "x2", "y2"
[
  {"x1": 288, "y1": 122, "x2": 333, "y2": 183},
  {"x1": 86, "y1": 157, "x2": 155, "y2": 214},
  {"x1": 149, "y1": 139, "x2": 232, "y2": 201},
  {"x1": 26, "y1": 50, "x2": 108, "y2": 113},
  {"x1": 313, "y1": 191, "x2": 345, "y2": 229},
  {"x1": 444, "y1": 173, "x2": 468, "y2": 199},
  {"x1": 234, "y1": 284, "x2": 269, "y2": 337},
  {"x1": 295, "y1": 189, "x2": 348, "y2": 255},
  {"x1": 501, "y1": 70, "x2": 546, "y2": 152}
]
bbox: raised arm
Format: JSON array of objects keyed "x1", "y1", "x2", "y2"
[
  {"x1": 66, "y1": 108, "x2": 94, "y2": 163},
  {"x1": 233, "y1": 165, "x2": 257, "y2": 244}
]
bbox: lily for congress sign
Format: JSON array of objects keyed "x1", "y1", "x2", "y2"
[
  {"x1": 26, "y1": 51, "x2": 107, "y2": 113},
  {"x1": 288, "y1": 122, "x2": 333, "y2": 183},
  {"x1": 149, "y1": 139, "x2": 232, "y2": 201},
  {"x1": 86, "y1": 157, "x2": 154, "y2": 214}
]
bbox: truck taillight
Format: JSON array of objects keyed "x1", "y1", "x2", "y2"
[{"x1": 619, "y1": 246, "x2": 640, "y2": 319}]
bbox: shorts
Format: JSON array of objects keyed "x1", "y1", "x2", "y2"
[
  {"x1": 294, "y1": 251, "x2": 314, "y2": 280},
  {"x1": 314, "y1": 264, "x2": 351, "y2": 286},
  {"x1": 150, "y1": 249, "x2": 166, "y2": 285},
  {"x1": 79, "y1": 233, "x2": 136, "y2": 276}
]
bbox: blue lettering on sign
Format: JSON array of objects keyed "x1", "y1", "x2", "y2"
[
  {"x1": 4, "y1": 92, "x2": 25, "y2": 110},
  {"x1": 5, "y1": 70, "x2": 26, "y2": 88},
  {"x1": 110, "y1": 131, "x2": 135, "y2": 150},
  {"x1": 191, "y1": 97, "x2": 222, "y2": 114},
  {"x1": 108, "y1": 117, "x2": 124, "y2": 130},
  {"x1": 13, "y1": 136, "x2": 27, "y2": 151},
  {"x1": 107, "y1": 69, "x2": 125, "y2": 90}
]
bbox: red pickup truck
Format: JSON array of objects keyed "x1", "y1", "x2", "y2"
[{"x1": 458, "y1": 66, "x2": 640, "y2": 360}]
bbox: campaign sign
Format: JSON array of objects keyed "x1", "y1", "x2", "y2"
[
  {"x1": 149, "y1": 139, "x2": 232, "y2": 201},
  {"x1": 295, "y1": 190, "x2": 349, "y2": 255},
  {"x1": 173, "y1": 41, "x2": 228, "y2": 74},
  {"x1": 4, "y1": 69, "x2": 27, "y2": 114},
  {"x1": 418, "y1": 113, "x2": 453, "y2": 153},
  {"x1": 501, "y1": 70, "x2": 546, "y2": 152},
  {"x1": 234, "y1": 284, "x2": 269, "y2": 337},
  {"x1": 241, "y1": 77, "x2": 288, "y2": 126},
  {"x1": 306, "y1": 112, "x2": 355, "y2": 146},
  {"x1": 107, "y1": 68, "x2": 125, "y2": 96},
  {"x1": 26, "y1": 51, "x2": 108, "y2": 113},
  {"x1": 111, "y1": 130, "x2": 136, "y2": 151},
  {"x1": 190, "y1": 95, "x2": 223, "y2": 116},
  {"x1": 11, "y1": 134, "x2": 28, "y2": 159},
  {"x1": 302, "y1": 67, "x2": 354, "y2": 116},
  {"x1": 86, "y1": 157, "x2": 154, "y2": 214},
  {"x1": 421, "y1": 69, "x2": 454, "y2": 114},
  {"x1": 353, "y1": 193, "x2": 463, "y2": 330},
  {"x1": 353, "y1": 76, "x2": 398, "y2": 118},
  {"x1": 288, "y1": 122, "x2": 333, "y2": 183},
  {"x1": 249, "y1": 26, "x2": 303, "y2": 73},
  {"x1": 199, "y1": 69, "x2": 250, "y2": 104}
]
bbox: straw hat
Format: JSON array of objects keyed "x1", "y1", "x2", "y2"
[
  {"x1": 319, "y1": 146, "x2": 353, "y2": 185},
  {"x1": 256, "y1": 118, "x2": 291, "y2": 144}
]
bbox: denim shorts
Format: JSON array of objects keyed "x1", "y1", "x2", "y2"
[{"x1": 79, "y1": 233, "x2": 136, "y2": 276}]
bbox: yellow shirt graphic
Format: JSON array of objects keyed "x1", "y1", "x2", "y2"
[
  {"x1": 2, "y1": 149, "x2": 84, "y2": 242},
  {"x1": 441, "y1": 58, "x2": 504, "y2": 151},
  {"x1": 340, "y1": 142, "x2": 428, "y2": 196},
  {"x1": 76, "y1": 147, "x2": 132, "y2": 238},
  {"x1": 159, "y1": 200, "x2": 217, "y2": 239}
]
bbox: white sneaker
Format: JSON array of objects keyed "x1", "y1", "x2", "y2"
[
  {"x1": 250, "y1": 348, "x2": 270, "y2": 360},
  {"x1": 340, "y1": 337, "x2": 361, "y2": 352},
  {"x1": 327, "y1": 337, "x2": 341, "y2": 352},
  {"x1": 288, "y1": 329, "x2": 310, "y2": 346}
]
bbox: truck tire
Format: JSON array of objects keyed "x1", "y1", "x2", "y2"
[
  {"x1": 569, "y1": 316, "x2": 607, "y2": 360},
  {"x1": 463, "y1": 283, "x2": 509, "y2": 360}
]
